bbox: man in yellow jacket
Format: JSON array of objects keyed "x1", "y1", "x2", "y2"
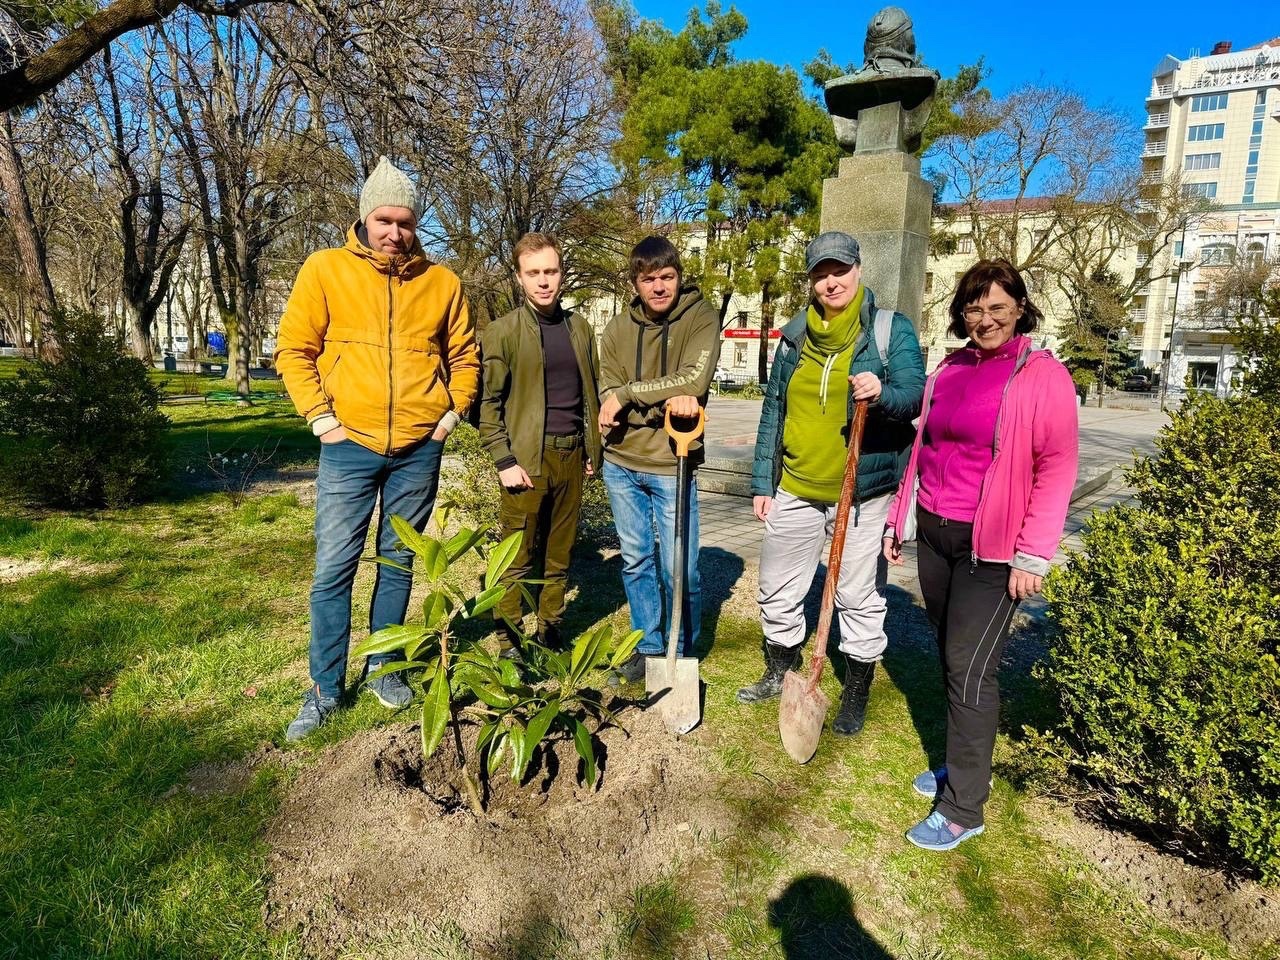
[{"x1": 276, "y1": 156, "x2": 478, "y2": 740}]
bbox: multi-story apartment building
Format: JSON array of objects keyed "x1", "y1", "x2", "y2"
[
  {"x1": 922, "y1": 200, "x2": 1140, "y2": 368},
  {"x1": 1138, "y1": 37, "x2": 1280, "y2": 392}
]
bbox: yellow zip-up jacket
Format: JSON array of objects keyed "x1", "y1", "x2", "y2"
[{"x1": 275, "y1": 225, "x2": 479, "y2": 455}]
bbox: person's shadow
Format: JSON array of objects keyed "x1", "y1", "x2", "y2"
[{"x1": 767, "y1": 873, "x2": 893, "y2": 959}]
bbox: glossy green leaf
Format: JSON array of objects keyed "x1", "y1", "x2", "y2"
[
  {"x1": 569, "y1": 624, "x2": 610, "y2": 687},
  {"x1": 361, "y1": 660, "x2": 430, "y2": 687},
  {"x1": 609, "y1": 629, "x2": 644, "y2": 669},
  {"x1": 517, "y1": 583, "x2": 540, "y2": 614},
  {"x1": 421, "y1": 539, "x2": 449, "y2": 581},
  {"x1": 509, "y1": 722, "x2": 529, "y2": 781},
  {"x1": 368, "y1": 555, "x2": 414, "y2": 574},
  {"x1": 444, "y1": 526, "x2": 486, "y2": 562},
  {"x1": 422, "y1": 590, "x2": 453, "y2": 630},
  {"x1": 470, "y1": 683, "x2": 514, "y2": 709},
  {"x1": 420, "y1": 662, "x2": 450, "y2": 759},
  {"x1": 390, "y1": 514, "x2": 430, "y2": 557},
  {"x1": 476, "y1": 720, "x2": 499, "y2": 755},
  {"x1": 484, "y1": 531, "x2": 523, "y2": 589},
  {"x1": 467, "y1": 585, "x2": 507, "y2": 618},
  {"x1": 354, "y1": 624, "x2": 425, "y2": 658},
  {"x1": 497, "y1": 657, "x2": 521, "y2": 687},
  {"x1": 525, "y1": 699, "x2": 559, "y2": 758},
  {"x1": 487, "y1": 730, "x2": 508, "y2": 776},
  {"x1": 572, "y1": 717, "x2": 597, "y2": 789}
]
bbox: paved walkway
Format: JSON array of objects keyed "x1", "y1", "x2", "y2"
[{"x1": 696, "y1": 396, "x2": 1164, "y2": 569}]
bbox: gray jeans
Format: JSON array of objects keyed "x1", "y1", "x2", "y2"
[{"x1": 757, "y1": 488, "x2": 891, "y2": 661}]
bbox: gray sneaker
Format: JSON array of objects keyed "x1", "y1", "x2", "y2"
[
  {"x1": 612, "y1": 651, "x2": 648, "y2": 685},
  {"x1": 913, "y1": 766, "x2": 947, "y2": 798},
  {"x1": 286, "y1": 688, "x2": 339, "y2": 741},
  {"x1": 367, "y1": 669, "x2": 414, "y2": 709}
]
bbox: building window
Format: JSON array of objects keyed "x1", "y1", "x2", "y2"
[
  {"x1": 1187, "y1": 123, "x2": 1225, "y2": 142},
  {"x1": 1184, "y1": 153, "x2": 1221, "y2": 171},
  {"x1": 1182, "y1": 182, "x2": 1217, "y2": 199},
  {"x1": 1028, "y1": 269, "x2": 1046, "y2": 293},
  {"x1": 957, "y1": 235, "x2": 974, "y2": 254},
  {"x1": 1201, "y1": 243, "x2": 1234, "y2": 265},
  {"x1": 1246, "y1": 241, "x2": 1266, "y2": 268},
  {"x1": 924, "y1": 272, "x2": 933, "y2": 294},
  {"x1": 1187, "y1": 361, "x2": 1218, "y2": 390},
  {"x1": 735, "y1": 311, "x2": 748, "y2": 329},
  {"x1": 1190, "y1": 93, "x2": 1228, "y2": 111},
  {"x1": 733, "y1": 344, "x2": 748, "y2": 367}
]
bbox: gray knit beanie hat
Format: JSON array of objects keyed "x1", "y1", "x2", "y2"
[{"x1": 359, "y1": 156, "x2": 421, "y2": 223}]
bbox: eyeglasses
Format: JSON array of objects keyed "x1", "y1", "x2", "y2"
[{"x1": 962, "y1": 304, "x2": 1017, "y2": 322}]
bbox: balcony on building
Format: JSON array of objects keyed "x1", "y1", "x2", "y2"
[
  {"x1": 1144, "y1": 111, "x2": 1170, "y2": 129},
  {"x1": 1142, "y1": 139, "x2": 1167, "y2": 157},
  {"x1": 1146, "y1": 81, "x2": 1174, "y2": 103},
  {"x1": 1139, "y1": 171, "x2": 1164, "y2": 186}
]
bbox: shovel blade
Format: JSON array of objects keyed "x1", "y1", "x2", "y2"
[
  {"x1": 778, "y1": 669, "x2": 829, "y2": 763},
  {"x1": 645, "y1": 655, "x2": 702, "y2": 735}
]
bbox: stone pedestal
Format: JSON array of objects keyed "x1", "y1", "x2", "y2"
[{"x1": 819, "y1": 105, "x2": 932, "y2": 328}]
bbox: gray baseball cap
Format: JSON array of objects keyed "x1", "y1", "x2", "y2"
[{"x1": 805, "y1": 231, "x2": 861, "y2": 273}]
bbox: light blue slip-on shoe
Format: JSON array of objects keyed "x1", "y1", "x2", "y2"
[{"x1": 906, "y1": 810, "x2": 984, "y2": 851}]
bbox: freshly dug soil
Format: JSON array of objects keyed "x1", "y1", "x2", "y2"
[{"x1": 264, "y1": 706, "x2": 731, "y2": 959}]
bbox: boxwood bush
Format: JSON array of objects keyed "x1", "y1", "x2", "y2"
[
  {"x1": 1034, "y1": 390, "x2": 1279, "y2": 882},
  {"x1": 0, "y1": 312, "x2": 168, "y2": 507}
]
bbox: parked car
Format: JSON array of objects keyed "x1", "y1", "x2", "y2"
[{"x1": 1121, "y1": 374, "x2": 1153, "y2": 392}]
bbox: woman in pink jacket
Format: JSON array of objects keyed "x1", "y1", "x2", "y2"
[{"x1": 883, "y1": 259, "x2": 1078, "y2": 851}]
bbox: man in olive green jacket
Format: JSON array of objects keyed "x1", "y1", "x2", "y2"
[{"x1": 478, "y1": 233, "x2": 601, "y2": 650}]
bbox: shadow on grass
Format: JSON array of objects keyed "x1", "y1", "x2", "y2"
[{"x1": 767, "y1": 873, "x2": 891, "y2": 959}]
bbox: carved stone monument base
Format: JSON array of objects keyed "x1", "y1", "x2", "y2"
[{"x1": 819, "y1": 111, "x2": 931, "y2": 326}]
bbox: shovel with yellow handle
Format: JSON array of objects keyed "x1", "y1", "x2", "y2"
[{"x1": 645, "y1": 407, "x2": 705, "y2": 735}]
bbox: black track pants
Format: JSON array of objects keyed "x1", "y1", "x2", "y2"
[{"x1": 916, "y1": 508, "x2": 1019, "y2": 828}]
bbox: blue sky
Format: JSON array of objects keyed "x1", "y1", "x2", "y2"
[{"x1": 631, "y1": 0, "x2": 1276, "y2": 124}]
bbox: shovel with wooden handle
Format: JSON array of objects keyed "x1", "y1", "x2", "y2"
[
  {"x1": 778, "y1": 399, "x2": 869, "y2": 763},
  {"x1": 645, "y1": 406, "x2": 705, "y2": 735}
]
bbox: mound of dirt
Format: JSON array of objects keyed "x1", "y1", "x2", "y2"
[{"x1": 264, "y1": 707, "x2": 731, "y2": 958}]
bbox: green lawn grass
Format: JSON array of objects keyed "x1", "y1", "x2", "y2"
[{"x1": 0, "y1": 406, "x2": 1266, "y2": 959}]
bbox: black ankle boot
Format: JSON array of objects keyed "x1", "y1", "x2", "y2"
[
  {"x1": 833, "y1": 657, "x2": 875, "y2": 735},
  {"x1": 736, "y1": 643, "x2": 801, "y2": 703}
]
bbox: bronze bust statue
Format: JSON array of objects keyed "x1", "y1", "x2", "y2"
[{"x1": 824, "y1": 6, "x2": 939, "y2": 154}]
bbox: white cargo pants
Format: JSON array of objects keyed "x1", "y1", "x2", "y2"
[{"x1": 756, "y1": 488, "x2": 891, "y2": 661}]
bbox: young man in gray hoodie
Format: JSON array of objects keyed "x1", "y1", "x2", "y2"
[{"x1": 598, "y1": 236, "x2": 719, "y2": 682}]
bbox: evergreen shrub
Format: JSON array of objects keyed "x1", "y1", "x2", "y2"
[
  {"x1": 1035, "y1": 391, "x2": 1280, "y2": 882},
  {"x1": 0, "y1": 312, "x2": 169, "y2": 507}
]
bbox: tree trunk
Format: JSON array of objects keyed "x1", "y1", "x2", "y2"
[
  {"x1": 757, "y1": 279, "x2": 775, "y2": 385},
  {"x1": 0, "y1": 112, "x2": 58, "y2": 353},
  {"x1": 125, "y1": 302, "x2": 154, "y2": 362}
]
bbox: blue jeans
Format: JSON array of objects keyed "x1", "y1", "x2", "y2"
[
  {"x1": 309, "y1": 437, "x2": 443, "y2": 697},
  {"x1": 602, "y1": 460, "x2": 701, "y2": 656}
]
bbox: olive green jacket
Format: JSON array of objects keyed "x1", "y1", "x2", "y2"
[{"x1": 478, "y1": 303, "x2": 602, "y2": 476}]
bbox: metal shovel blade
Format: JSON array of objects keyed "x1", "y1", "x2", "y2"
[
  {"x1": 778, "y1": 668, "x2": 829, "y2": 763},
  {"x1": 645, "y1": 655, "x2": 702, "y2": 735}
]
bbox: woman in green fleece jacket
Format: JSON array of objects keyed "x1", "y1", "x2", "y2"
[{"x1": 737, "y1": 231, "x2": 925, "y2": 737}]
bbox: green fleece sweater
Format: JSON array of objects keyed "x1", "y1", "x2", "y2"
[
  {"x1": 779, "y1": 289, "x2": 864, "y2": 502},
  {"x1": 597, "y1": 287, "x2": 719, "y2": 475}
]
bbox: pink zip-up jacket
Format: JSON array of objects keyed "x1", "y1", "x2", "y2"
[{"x1": 885, "y1": 336, "x2": 1079, "y2": 575}]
